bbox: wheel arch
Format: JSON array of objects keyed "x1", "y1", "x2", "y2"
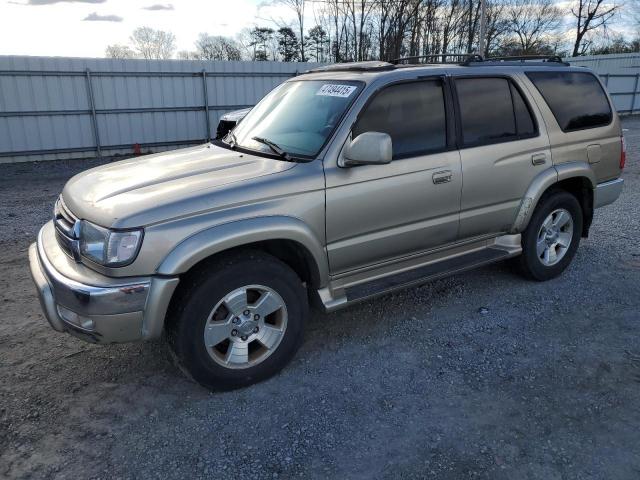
[
  {"x1": 157, "y1": 216, "x2": 328, "y2": 289},
  {"x1": 512, "y1": 162, "x2": 595, "y2": 237}
]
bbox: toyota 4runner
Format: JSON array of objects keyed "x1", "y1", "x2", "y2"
[{"x1": 29, "y1": 56, "x2": 626, "y2": 390}]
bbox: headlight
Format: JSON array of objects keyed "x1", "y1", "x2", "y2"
[{"x1": 79, "y1": 221, "x2": 143, "y2": 267}]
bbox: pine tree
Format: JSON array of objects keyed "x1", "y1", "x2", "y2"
[
  {"x1": 277, "y1": 27, "x2": 300, "y2": 62},
  {"x1": 305, "y1": 26, "x2": 329, "y2": 62}
]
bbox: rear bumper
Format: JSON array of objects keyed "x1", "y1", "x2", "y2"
[
  {"x1": 29, "y1": 224, "x2": 178, "y2": 344},
  {"x1": 594, "y1": 177, "x2": 624, "y2": 208}
]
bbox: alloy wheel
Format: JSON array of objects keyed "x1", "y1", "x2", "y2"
[
  {"x1": 536, "y1": 208, "x2": 574, "y2": 267},
  {"x1": 203, "y1": 285, "x2": 288, "y2": 369}
]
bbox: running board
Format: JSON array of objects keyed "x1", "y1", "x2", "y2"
[
  {"x1": 318, "y1": 234, "x2": 522, "y2": 312},
  {"x1": 344, "y1": 247, "x2": 513, "y2": 304}
]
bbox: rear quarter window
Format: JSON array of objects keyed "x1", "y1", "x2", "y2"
[{"x1": 526, "y1": 71, "x2": 612, "y2": 132}]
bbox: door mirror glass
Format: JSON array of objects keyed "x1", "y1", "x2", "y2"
[{"x1": 341, "y1": 131, "x2": 392, "y2": 167}]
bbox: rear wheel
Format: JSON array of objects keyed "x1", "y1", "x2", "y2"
[
  {"x1": 517, "y1": 190, "x2": 583, "y2": 281},
  {"x1": 167, "y1": 250, "x2": 308, "y2": 391}
]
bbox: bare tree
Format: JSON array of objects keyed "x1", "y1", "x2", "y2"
[
  {"x1": 590, "y1": 32, "x2": 640, "y2": 54},
  {"x1": 279, "y1": 0, "x2": 306, "y2": 60},
  {"x1": 570, "y1": 0, "x2": 620, "y2": 56},
  {"x1": 235, "y1": 28, "x2": 255, "y2": 61},
  {"x1": 159, "y1": 0, "x2": 626, "y2": 65},
  {"x1": 195, "y1": 33, "x2": 242, "y2": 61},
  {"x1": 105, "y1": 44, "x2": 136, "y2": 59},
  {"x1": 482, "y1": 0, "x2": 510, "y2": 56},
  {"x1": 130, "y1": 27, "x2": 176, "y2": 60},
  {"x1": 502, "y1": 0, "x2": 561, "y2": 54},
  {"x1": 176, "y1": 50, "x2": 199, "y2": 60}
]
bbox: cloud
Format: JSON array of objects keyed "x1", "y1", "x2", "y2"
[
  {"x1": 23, "y1": 0, "x2": 106, "y2": 5},
  {"x1": 142, "y1": 3, "x2": 174, "y2": 10},
  {"x1": 83, "y1": 12, "x2": 123, "y2": 22}
]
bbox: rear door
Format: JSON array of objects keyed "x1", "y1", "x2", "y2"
[
  {"x1": 525, "y1": 70, "x2": 621, "y2": 183},
  {"x1": 453, "y1": 75, "x2": 552, "y2": 239},
  {"x1": 324, "y1": 77, "x2": 462, "y2": 274}
]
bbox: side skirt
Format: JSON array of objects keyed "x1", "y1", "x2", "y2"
[{"x1": 316, "y1": 234, "x2": 521, "y2": 312}]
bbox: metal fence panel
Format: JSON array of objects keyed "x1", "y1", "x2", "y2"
[
  {"x1": 0, "y1": 55, "x2": 315, "y2": 163},
  {"x1": 566, "y1": 53, "x2": 640, "y2": 115},
  {"x1": 566, "y1": 53, "x2": 640, "y2": 72},
  {"x1": 2, "y1": 54, "x2": 640, "y2": 163}
]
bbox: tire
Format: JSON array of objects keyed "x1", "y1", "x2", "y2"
[
  {"x1": 166, "y1": 250, "x2": 308, "y2": 391},
  {"x1": 516, "y1": 190, "x2": 583, "y2": 281}
]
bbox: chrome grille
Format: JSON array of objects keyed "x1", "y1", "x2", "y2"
[{"x1": 53, "y1": 197, "x2": 80, "y2": 260}]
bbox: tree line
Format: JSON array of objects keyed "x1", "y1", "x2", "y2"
[{"x1": 106, "y1": 0, "x2": 639, "y2": 62}]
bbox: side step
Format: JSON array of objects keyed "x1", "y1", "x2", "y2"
[{"x1": 345, "y1": 247, "x2": 512, "y2": 303}]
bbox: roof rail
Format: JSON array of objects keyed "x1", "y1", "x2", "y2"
[
  {"x1": 306, "y1": 61, "x2": 395, "y2": 73},
  {"x1": 393, "y1": 53, "x2": 484, "y2": 65},
  {"x1": 484, "y1": 55, "x2": 569, "y2": 66}
]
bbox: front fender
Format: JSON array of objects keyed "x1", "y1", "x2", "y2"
[
  {"x1": 156, "y1": 216, "x2": 329, "y2": 285},
  {"x1": 511, "y1": 161, "x2": 596, "y2": 232}
]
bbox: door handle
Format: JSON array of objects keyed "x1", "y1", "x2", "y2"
[
  {"x1": 432, "y1": 170, "x2": 452, "y2": 184},
  {"x1": 531, "y1": 153, "x2": 547, "y2": 166}
]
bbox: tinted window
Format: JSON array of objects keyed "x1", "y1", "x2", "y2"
[
  {"x1": 456, "y1": 78, "x2": 517, "y2": 145},
  {"x1": 526, "y1": 72, "x2": 612, "y2": 131},
  {"x1": 511, "y1": 83, "x2": 536, "y2": 136},
  {"x1": 353, "y1": 80, "x2": 446, "y2": 159}
]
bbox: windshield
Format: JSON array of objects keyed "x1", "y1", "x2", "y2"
[{"x1": 228, "y1": 80, "x2": 363, "y2": 159}]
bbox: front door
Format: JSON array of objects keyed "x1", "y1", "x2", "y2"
[{"x1": 324, "y1": 78, "x2": 462, "y2": 274}]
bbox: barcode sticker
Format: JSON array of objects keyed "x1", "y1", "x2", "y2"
[{"x1": 316, "y1": 84, "x2": 357, "y2": 98}]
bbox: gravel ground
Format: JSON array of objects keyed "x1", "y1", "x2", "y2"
[{"x1": 1, "y1": 118, "x2": 639, "y2": 480}]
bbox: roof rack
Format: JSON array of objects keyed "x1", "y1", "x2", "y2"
[
  {"x1": 304, "y1": 54, "x2": 569, "y2": 75},
  {"x1": 483, "y1": 55, "x2": 569, "y2": 66},
  {"x1": 306, "y1": 61, "x2": 395, "y2": 73},
  {"x1": 393, "y1": 53, "x2": 483, "y2": 65}
]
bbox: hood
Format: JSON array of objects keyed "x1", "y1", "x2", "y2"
[
  {"x1": 220, "y1": 107, "x2": 252, "y2": 122},
  {"x1": 62, "y1": 143, "x2": 296, "y2": 228}
]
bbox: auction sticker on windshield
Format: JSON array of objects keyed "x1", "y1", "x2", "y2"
[{"x1": 316, "y1": 84, "x2": 357, "y2": 98}]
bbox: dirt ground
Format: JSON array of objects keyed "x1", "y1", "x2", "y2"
[{"x1": 1, "y1": 117, "x2": 639, "y2": 480}]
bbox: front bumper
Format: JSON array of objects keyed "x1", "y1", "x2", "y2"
[
  {"x1": 594, "y1": 177, "x2": 624, "y2": 208},
  {"x1": 29, "y1": 223, "x2": 178, "y2": 344}
]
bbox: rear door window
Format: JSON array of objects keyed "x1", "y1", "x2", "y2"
[
  {"x1": 353, "y1": 79, "x2": 447, "y2": 159},
  {"x1": 455, "y1": 77, "x2": 537, "y2": 147},
  {"x1": 526, "y1": 71, "x2": 612, "y2": 132}
]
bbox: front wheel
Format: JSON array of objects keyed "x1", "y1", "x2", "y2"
[
  {"x1": 517, "y1": 190, "x2": 583, "y2": 281},
  {"x1": 166, "y1": 251, "x2": 308, "y2": 391}
]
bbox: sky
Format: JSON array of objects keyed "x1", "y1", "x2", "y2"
[
  {"x1": 0, "y1": 0, "x2": 297, "y2": 57},
  {"x1": 0, "y1": 0, "x2": 634, "y2": 58}
]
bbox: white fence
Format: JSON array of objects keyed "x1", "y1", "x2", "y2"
[
  {"x1": 1, "y1": 54, "x2": 639, "y2": 163},
  {"x1": 0, "y1": 56, "x2": 318, "y2": 163},
  {"x1": 566, "y1": 53, "x2": 640, "y2": 115}
]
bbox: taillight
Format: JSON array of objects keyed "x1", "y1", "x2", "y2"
[{"x1": 620, "y1": 136, "x2": 626, "y2": 170}]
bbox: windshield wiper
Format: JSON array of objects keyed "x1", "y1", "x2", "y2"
[{"x1": 251, "y1": 136, "x2": 292, "y2": 161}]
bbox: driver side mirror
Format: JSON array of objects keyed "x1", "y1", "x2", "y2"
[{"x1": 340, "y1": 132, "x2": 392, "y2": 167}]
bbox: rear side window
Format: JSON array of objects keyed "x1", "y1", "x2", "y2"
[
  {"x1": 455, "y1": 77, "x2": 537, "y2": 146},
  {"x1": 526, "y1": 71, "x2": 612, "y2": 132},
  {"x1": 512, "y1": 83, "x2": 536, "y2": 137},
  {"x1": 353, "y1": 80, "x2": 446, "y2": 159}
]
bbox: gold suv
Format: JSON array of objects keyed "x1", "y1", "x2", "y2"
[{"x1": 30, "y1": 56, "x2": 625, "y2": 390}]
